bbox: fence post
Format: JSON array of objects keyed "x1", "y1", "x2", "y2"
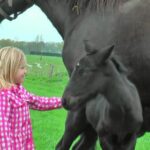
[{"x1": 49, "y1": 64, "x2": 54, "y2": 78}]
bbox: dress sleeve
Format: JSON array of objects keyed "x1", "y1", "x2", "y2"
[
  {"x1": 0, "y1": 92, "x2": 12, "y2": 150},
  {"x1": 23, "y1": 88, "x2": 62, "y2": 110}
]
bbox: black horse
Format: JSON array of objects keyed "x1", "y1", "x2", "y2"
[
  {"x1": 61, "y1": 43, "x2": 143, "y2": 150},
  {"x1": 0, "y1": 0, "x2": 150, "y2": 149}
]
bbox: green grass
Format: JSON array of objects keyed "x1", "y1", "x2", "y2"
[
  {"x1": 24, "y1": 55, "x2": 150, "y2": 150},
  {"x1": 24, "y1": 55, "x2": 68, "y2": 149}
]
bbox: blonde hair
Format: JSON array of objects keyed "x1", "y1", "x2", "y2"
[{"x1": 0, "y1": 47, "x2": 27, "y2": 89}]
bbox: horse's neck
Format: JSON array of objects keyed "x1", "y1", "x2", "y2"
[{"x1": 35, "y1": 0, "x2": 69, "y2": 38}]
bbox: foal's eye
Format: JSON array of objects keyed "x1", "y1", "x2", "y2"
[
  {"x1": 75, "y1": 63, "x2": 80, "y2": 71},
  {"x1": 76, "y1": 62, "x2": 80, "y2": 67}
]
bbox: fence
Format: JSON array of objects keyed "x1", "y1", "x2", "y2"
[
  {"x1": 30, "y1": 51, "x2": 62, "y2": 57},
  {"x1": 27, "y1": 62, "x2": 68, "y2": 81}
]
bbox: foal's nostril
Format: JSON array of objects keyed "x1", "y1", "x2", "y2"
[{"x1": 62, "y1": 98, "x2": 71, "y2": 110}]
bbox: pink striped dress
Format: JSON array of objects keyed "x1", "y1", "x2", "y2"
[{"x1": 0, "y1": 84, "x2": 62, "y2": 150}]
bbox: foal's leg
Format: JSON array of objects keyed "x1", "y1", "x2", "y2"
[
  {"x1": 56, "y1": 108, "x2": 88, "y2": 150},
  {"x1": 72, "y1": 125, "x2": 97, "y2": 150},
  {"x1": 99, "y1": 137, "x2": 111, "y2": 150}
]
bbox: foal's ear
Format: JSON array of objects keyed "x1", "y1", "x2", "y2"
[
  {"x1": 95, "y1": 45, "x2": 114, "y2": 66},
  {"x1": 100, "y1": 45, "x2": 114, "y2": 63},
  {"x1": 111, "y1": 57, "x2": 128, "y2": 74},
  {"x1": 84, "y1": 40, "x2": 97, "y2": 55}
]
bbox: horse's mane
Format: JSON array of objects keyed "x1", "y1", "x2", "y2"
[{"x1": 67, "y1": 0, "x2": 129, "y2": 12}]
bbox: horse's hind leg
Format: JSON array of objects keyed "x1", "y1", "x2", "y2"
[
  {"x1": 72, "y1": 125, "x2": 97, "y2": 150},
  {"x1": 56, "y1": 108, "x2": 88, "y2": 150}
]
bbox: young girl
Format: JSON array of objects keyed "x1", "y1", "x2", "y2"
[{"x1": 0, "y1": 47, "x2": 62, "y2": 150}]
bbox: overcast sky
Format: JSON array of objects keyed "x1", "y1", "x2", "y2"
[{"x1": 0, "y1": 5, "x2": 63, "y2": 42}]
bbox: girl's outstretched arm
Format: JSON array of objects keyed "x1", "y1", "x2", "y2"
[{"x1": 22, "y1": 86, "x2": 62, "y2": 110}]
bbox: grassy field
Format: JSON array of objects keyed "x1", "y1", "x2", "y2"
[{"x1": 24, "y1": 55, "x2": 150, "y2": 150}]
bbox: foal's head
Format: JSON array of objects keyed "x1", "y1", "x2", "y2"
[{"x1": 62, "y1": 41, "x2": 141, "y2": 115}]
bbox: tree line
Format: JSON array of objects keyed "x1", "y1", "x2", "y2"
[{"x1": 0, "y1": 39, "x2": 64, "y2": 54}]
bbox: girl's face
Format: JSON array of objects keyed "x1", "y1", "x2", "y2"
[{"x1": 14, "y1": 62, "x2": 27, "y2": 85}]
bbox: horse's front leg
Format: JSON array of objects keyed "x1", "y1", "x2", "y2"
[
  {"x1": 56, "y1": 108, "x2": 88, "y2": 150},
  {"x1": 72, "y1": 125, "x2": 97, "y2": 150}
]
